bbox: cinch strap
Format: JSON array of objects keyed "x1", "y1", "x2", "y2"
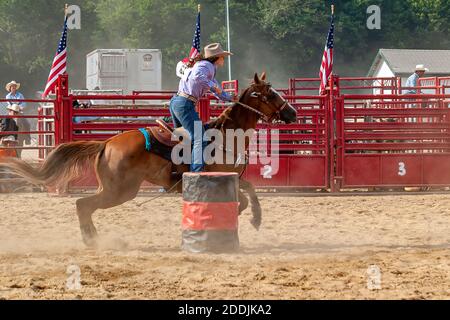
[{"x1": 139, "y1": 128, "x2": 152, "y2": 151}]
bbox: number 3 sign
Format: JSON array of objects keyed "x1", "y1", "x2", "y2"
[{"x1": 398, "y1": 162, "x2": 406, "y2": 176}]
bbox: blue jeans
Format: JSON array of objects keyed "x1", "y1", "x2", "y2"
[{"x1": 169, "y1": 95, "x2": 206, "y2": 172}]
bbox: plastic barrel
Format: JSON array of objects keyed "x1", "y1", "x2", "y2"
[{"x1": 181, "y1": 172, "x2": 240, "y2": 253}]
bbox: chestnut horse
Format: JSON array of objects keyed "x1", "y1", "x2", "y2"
[{"x1": 1, "y1": 73, "x2": 297, "y2": 247}]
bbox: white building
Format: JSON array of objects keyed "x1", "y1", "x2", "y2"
[{"x1": 367, "y1": 49, "x2": 450, "y2": 94}]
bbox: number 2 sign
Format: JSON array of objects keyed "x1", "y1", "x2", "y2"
[{"x1": 261, "y1": 165, "x2": 273, "y2": 179}]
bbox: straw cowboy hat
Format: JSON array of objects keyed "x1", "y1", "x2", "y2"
[
  {"x1": 5, "y1": 80, "x2": 20, "y2": 92},
  {"x1": 7, "y1": 104, "x2": 22, "y2": 113},
  {"x1": 204, "y1": 43, "x2": 233, "y2": 59},
  {"x1": 415, "y1": 64, "x2": 429, "y2": 72},
  {"x1": 1, "y1": 135, "x2": 17, "y2": 143}
]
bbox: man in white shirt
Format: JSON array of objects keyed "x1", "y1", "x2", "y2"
[{"x1": 404, "y1": 64, "x2": 428, "y2": 94}]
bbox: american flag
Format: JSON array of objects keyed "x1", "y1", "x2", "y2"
[
  {"x1": 188, "y1": 11, "x2": 201, "y2": 60},
  {"x1": 319, "y1": 13, "x2": 334, "y2": 94},
  {"x1": 43, "y1": 17, "x2": 68, "y2": 98}
]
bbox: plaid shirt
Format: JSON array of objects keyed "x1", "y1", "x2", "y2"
[{"x1": 0, "y1": 102, "x2": 7, "y2": 116}]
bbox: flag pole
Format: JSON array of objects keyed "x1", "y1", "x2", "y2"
[
  {"x1": 65, "y1": 3, "x2": 69, "y2": 17},
  {"x1": 194, "y1": 3, "x2": 200, "y2": 63},
  {"x1": 330, "y1": 4, "x2": 335, "y2": 80},
  {"x1": 226, "y1": 0, "x2": 232, "y2": 81}
]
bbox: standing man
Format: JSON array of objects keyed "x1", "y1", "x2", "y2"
[
  {"x1": 4, "y1": 81, "x2": 30, "y2": 156},
  {"x1": 5, "y1": 81, "x2": 26, "y2": 110},
  {"x1": 404, "y1": 65, "x2": 428, "y2": 94}
]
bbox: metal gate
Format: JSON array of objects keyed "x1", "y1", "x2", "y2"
[
  {"x1": 334, "y1": 93, "x2": 450, "y2": 189},
  {"x1": 46, "y1": 74, "x2": 450, "y2": 192}
]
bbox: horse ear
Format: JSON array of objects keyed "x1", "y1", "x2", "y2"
[
  {"x1": 254, "y1": 73, "x2": 260, "y2": 84},
  {"x1": 260, "y1": 72, "x2": 266, "y2": 81}
]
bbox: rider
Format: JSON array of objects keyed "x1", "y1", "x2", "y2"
[{"x1": 169, "y1": 43, "x2": 237, "y2": 172}]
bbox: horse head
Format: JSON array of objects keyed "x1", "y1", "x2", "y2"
[{"x1": 240, "y1": 73, "x2": 297, "y2": 124}]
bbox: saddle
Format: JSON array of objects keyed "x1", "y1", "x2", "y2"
[{"x1": 148, "y1": 119, "x2": 187, "y2": 148}]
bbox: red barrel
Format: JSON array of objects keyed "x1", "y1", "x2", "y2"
[{"x1": 182, "y1": 172, "x2": 239, "y2": 253}]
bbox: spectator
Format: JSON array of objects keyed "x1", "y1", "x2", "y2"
[
  {"x1": 5, "y1": 80, "x2": 26, "y2": 110},
  {"x1": 0, "y1": 104, "x2": 20, "y2": 143},
  {"x1": 404, "y1": 65, "x2": 428, "y2": 94},
  {"x1": 72, "y1": 99, "x2": 99, "y2": 124}
]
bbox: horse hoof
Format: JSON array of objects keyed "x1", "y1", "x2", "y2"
[
  {"x1": 80, "y1": 225, "x2": 98, "y2": 248},
  {"x1": 250, "y1": 218, "x2": 261, "y2": 231},
  {"x1": 82, "y1": 236, "x2": 98, "y2": 248}
]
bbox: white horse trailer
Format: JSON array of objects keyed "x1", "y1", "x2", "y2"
[{"x1": 86, "y1": 49, "x2": 162, "y2": 95}]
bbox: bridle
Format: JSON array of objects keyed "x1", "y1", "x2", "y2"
[{"x1": 234, "y1": 85, "x2": 290, "y2": 123}]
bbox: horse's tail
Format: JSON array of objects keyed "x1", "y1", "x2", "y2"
[{"x1": 0, "y1": 141, "x2": 106, "y2": 187}]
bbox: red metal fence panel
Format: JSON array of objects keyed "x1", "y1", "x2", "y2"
[
  {"x1": 334, "y1": 93, "x2": 450, "y2": 189},
  {"x1": 27, "y1": 74, "x2": 450, "y2": 192},
  {"x1": 242, "y1": 95, "x2": 330, "y2": 189}
]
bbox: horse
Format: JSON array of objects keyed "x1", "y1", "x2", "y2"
[{"x1": 0, "y1": 73, "x2": 297, "y2": 247}]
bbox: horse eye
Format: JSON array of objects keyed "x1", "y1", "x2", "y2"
[{"x1": 267, "y1": 92, "x2": 276, "y2": 99}]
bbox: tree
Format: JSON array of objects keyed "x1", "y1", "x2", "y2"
[{"x1": 0, "y1": 0, "x2": 449, "y2": 96}]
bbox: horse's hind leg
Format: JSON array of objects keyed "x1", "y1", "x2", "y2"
[
  {"x1": 239, "y1": 179, "x2": 262, "y2": 230},
  {"x1": 76, "y1": 177, "x2": 142, "y2": 247},
  {"x1": 76, "y1": 195, "x2": 99, "y2": 247}
]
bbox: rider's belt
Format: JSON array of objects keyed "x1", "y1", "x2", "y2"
[{"x1": 177, "y1": 92, "x2": 198, "y2": 104}]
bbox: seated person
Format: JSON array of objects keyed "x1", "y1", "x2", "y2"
[
  {"x1": 0, "y1": 136, "x2": 18, "y2": 158},
  {"x1": 0, "y1": 104, "x2": 20, "y2": 141},
  {"x1": 72, "y1": 99, "x2": 99, "y2": 124},
  {"x1": 0, "y1": 104, "x2": 20, "y2": 158}
]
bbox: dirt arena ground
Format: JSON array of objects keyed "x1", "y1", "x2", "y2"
[{"x1": 0, "y1": 192, "x2": 449, "y2": 300}]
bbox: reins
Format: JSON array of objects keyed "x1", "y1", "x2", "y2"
[
  {"x1": 136, "y1": 178, "x2": 182, "y2": 207},
  {"x1": 234, "y1": 101, "x2": 270, "y2": 122}
]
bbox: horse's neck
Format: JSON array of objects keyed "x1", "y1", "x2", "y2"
[{"x1": 223, "y1": 96, "x2": 258, "y2": 132}]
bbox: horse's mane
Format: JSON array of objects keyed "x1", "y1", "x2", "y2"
[{"x1": 207, "y1": 86, "x2": 253, "y2": 130}]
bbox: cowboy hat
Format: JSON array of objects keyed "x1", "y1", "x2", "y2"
[
  {"x1": 7, "y1": 104, "x2": 22, "y2": 113},
  {"x1": 1, "y1": 135, "x2": 17, "y2": 144},
  {"x1": 5, "y1": 80, "x2": 21, "y2": 92},
  {"x1": 415, "y1": 64, "x2": 429, "y2": 72},
  {"x1": 204, "y1": 43, "x2": 233, "y2": 59}
]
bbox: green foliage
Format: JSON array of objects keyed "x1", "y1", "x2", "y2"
[{"x1": 0, "y1": 0, "x2": 449, "y2": 97}]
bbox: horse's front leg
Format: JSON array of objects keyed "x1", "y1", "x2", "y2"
[
  {"x1": 238, "y1": 190, "x2": 249, "y2": 215},
  {"x1": 239, "y1": 179, "x2": 262, "y2": 230}
]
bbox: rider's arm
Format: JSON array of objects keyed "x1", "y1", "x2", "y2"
[{"x1": 210, "y1": 80, "x2": 233, "y2": 102}]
